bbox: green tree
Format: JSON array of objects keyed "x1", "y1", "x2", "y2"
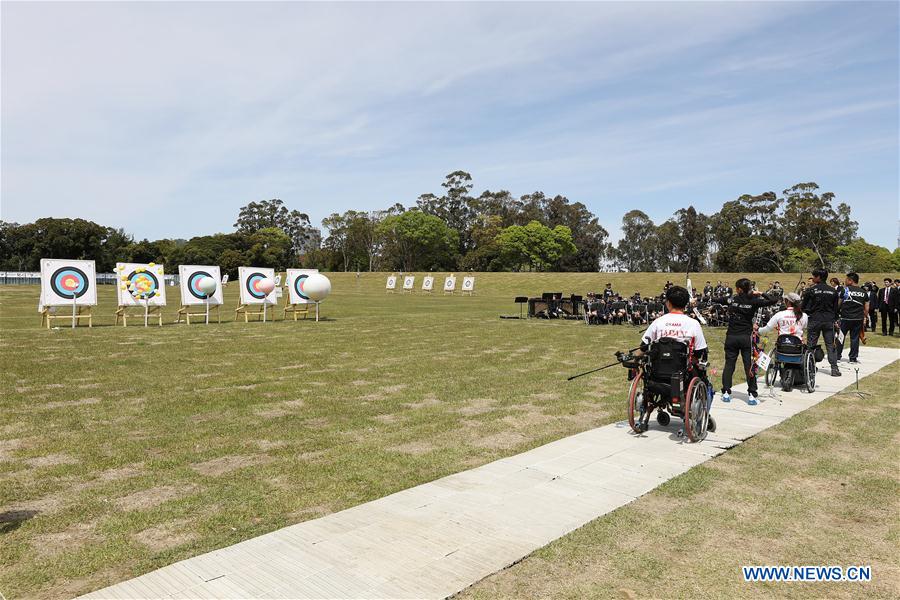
[
  {"x1": 416, "y1": 171, "x2": 476, "y2": 258},
  {"x1": 673, "y1": 206, "x2": 709, "y2": 273},
  {"x1": 219, "y1": 249, "x2": 249, "y2": 279},
  {"x1": 246, "y1": 227, "x2": 293, "y2": 270},
  {"x1": 783, "y1": 247, "x2": 818, "y2": 273},
  {"x1": 234, "y1": 199, "x2": 317, "y2": 257},
  {"x1": 460, "y1": 215, "x2": 504, "y2": 271},
  {"x1": 377, "y1": 210, "x2": 459, "y2": 271},
  {"x1": 614, "y1": 210, "x2": 658, "y2": 271},
  {"x1": 830, "y1": 239, "x2": 895, "y2": 272},
  {"x1": 654, "y1": 220, "x2": 680, "y2": 272},
  {"x1": 734, "y1": 237, "x2": 786, "y2": 272},
  {"x1": 495, "y1": 221, "x2": 576, "y2": 271},
  {"x1": 709, "y1": 200, "x2": 752, "y2": 271},
  {"x1": 781, "y1": 183, "x2": 857, "y2": 268}
]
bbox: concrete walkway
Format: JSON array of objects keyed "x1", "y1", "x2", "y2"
[{"x1": 83, "y1": 346, "x2": 898, "y2": 599}]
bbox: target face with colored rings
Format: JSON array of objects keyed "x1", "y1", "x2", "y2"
[
  {"x1": 294, "y1": 274, "x2": 311, "y2": 300},
  {"x1": 50, "y1": 266, "x2": 90, "y2": 299},
  {"x1": 246, "y1": 272, "x2": 269, "y2": 300},
  {"x1": 187, "y1": 270, "x2": 214, "y2": 300},
  {"x1": 127, "y1": 270, "x2": 159, "y2": 299}
]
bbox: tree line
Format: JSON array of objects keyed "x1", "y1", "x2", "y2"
[{"x1": 1, "y1": 173, "x2": 896, "y2": 276}]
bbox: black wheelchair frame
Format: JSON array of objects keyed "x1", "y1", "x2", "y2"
[
  {"x1": 764, "y1": 337, "x2": 817, "y2": 393},
  {"x1": 619, "y1": 340, "x2": 713, "y2": 443}
]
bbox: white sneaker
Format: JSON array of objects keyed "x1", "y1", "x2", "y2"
[{"x1": 721, "y1": 392, "x2": 731, "y2": 403}]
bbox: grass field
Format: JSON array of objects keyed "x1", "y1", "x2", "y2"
[
  {"x1": 1, "y1": 271, "x2": 897, "y2": 598},
  {"x1": 465, "y1": 361, "x2": 900, "y2": 599}
]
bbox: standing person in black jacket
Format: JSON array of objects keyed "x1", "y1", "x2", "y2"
[
  {"x1": 877, "y1": 277, "x2": 896, "y2": 336},
  {"x1": 835, "y1": 272, "x2": 869, "y2": 363},
  {"x1": 803, "y1": 269, "x2": 840, "y2": 376},
  {"x1": 866, "y1": 282, "x2": 878, "y2": 332},
  {"x1": 715, "y1": 278, "x2": 778, "y2": 405}
]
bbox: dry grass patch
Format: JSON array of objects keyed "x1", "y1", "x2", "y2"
[
  {"x1": 191, "y1": 455, "x2": 270, "y2": 477},
  {"x1": 456, "y1": 398, "x2": 498, "y2": 416},
  {"x1": 114, "y1": 485, "x2": 194, "y2": 511},
  {"x1": 133, "y1": 520, "x2": 198, "y2": 552},
  {"x1": 255, "y1": 404, "x2": 297, "y2": 418},
  {"x1": 34, "y1": 522, "x2": 99, "y2": 558},
  {"x1": 405, "y1": 393, "x2": 441, "y2": 409},
  {"x1": 25, "y1": 453, "x2": 79, "y2": 468},
  {"x1": 391, "y1": 440, "x2": 441, "y2": 456},
  {"x1": 254, "y1": 439, "x2": 287, "y2": 451},
  {"x1": 42, "y1": 397, "x2": 102, "y2": 409},
  {"x1": 471, "y1": 430, "x2": 527, "y2": 450}
]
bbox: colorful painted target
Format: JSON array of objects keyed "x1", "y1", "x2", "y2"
[
  {"x1": 245, "y1": 272, "x2": 269, "y2": 300},
  {"x1": 50, "y1": 266, "x2": 89, "y2": 299},
  {"x1": 127, "y1": 270, "x2": 159, "y2": 299},
  {"x1": 293, "y1": 273, "x2": 311, "y2": 300},
  {"x1": 187, "y1": 270, "x2": 214, "y2": 300}
]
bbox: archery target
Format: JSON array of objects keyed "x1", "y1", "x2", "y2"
[
  {"x1": 179, "y1": 265, "x2": 223, "y2": 306},
  {"x1": 286, "y1": 268, "x2": 319, "y2": 304},
  {"x1": 386, "y1": 276, "x2": 397, "y2": 290},
  {"x1": 444, "y1": 276, "x2": 456, "y2": 291},
  {"x1": 403, "y1": 275, "x2": 415, "y2": 290},
  {"x1": 116, "y1": 263, "x2": 167, "y2": 306},
  {"x1": 40, "y1": 259, "x2": 97, "y2": 307},
  {"x1": 462, "y1": 276, "x2": 475, "y2": 291},
  {"x1": 238, "y1": 267, "x2": 277, "y2": 305},
  {"x1": 422, "y1": 276, "x2": 434, "y2": 291}
]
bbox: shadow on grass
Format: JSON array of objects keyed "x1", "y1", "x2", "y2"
[{"x1": 0, "y1": 509, "x2": 38, "y2": 534}]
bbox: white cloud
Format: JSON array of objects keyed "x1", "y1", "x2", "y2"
[{"x1": 1, "y1": 1, "x2": 896, "y2": 247}]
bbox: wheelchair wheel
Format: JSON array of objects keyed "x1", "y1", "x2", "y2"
[
  {"x1": 683, "y1": 377, "x2": 709, "y2": 443},
  {"x1": 656, "y1": 410, "x2": 670, "y2": 426},
  {"x1": 803, "y1": 350, "x2": 817, "y2": 393},
  {"x1": 627, "y1": 371, "x2": 644, "y2": 434},
  {"x1": 765, "y1": 363, "x2": 778, "y2": 387}
]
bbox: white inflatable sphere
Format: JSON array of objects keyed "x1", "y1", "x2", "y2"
[
  {"x1": 197, "y1": 276, "x2": 217, "y2": 295},
  {"x1": 257, "y1": 277, "x2": 276, "y2": 295},
  {"x1": 303, "y1": 273, "x2": 332, "y2": 302}
]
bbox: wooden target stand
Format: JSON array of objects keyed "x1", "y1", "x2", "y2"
[
  {"x1": 283, "y1": 302, "x2": 310, "y2": 321},
  {"x1": 115, "y1": 304, "x2": 163, "y2": 327},
  {"x1": 41, "y1": 306, "x2": 93, "y2": 329},
  {"x1": 235, "y1": 303, "x2": 276, "y2": 322},
  {"x1": 175, "y1": 303, "x2": 221, "y2": 324}
]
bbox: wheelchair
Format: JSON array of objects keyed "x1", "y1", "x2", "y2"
[
  {"x1": 618, "y1": 337, "x2": 714, "y2": 443},
  {"x1": 763, "y1": 335, "x2": 818, "y2": 393}
]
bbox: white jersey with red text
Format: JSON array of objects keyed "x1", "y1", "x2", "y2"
[
  {"x1": 759, "y1": 309, "x2": 808, "y2": 337},
  {"x1": 642, "y1": 312, "x2": 707, "y2": 351}
]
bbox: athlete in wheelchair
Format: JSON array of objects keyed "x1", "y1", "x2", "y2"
[
  {"x1": 617, "y1": 286, "x2": 716, "y2": 443},
  {"x1": 758, "y1": 292, "x2": 818, "y2": 393}
]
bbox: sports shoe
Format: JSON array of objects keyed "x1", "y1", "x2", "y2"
[
  {"x1": 831, "y1": 366, "x2": 841, "y2": 377},
  {"x1": 748, "y1": 392, "x2": 758, "y2": 406},
  {"x1": 849, "y1": 358, "x2": 859, "y2": 364},
  {"x1": 721, "y1": 392, "x2": 731, "y2": 403}
]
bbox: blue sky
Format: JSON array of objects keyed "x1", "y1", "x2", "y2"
[{"x1": 2, "y1": 1, "x2": 898, "y2": 248}]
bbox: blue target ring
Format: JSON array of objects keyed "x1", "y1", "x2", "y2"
[
  {"x1": 187, "y1": 270, "x2": 213, "y2": 300},
  {"x1": 50, "y1": 267, "x2": 89, "y2": 299},
  {"x1": 246, "y1": 272, "x2": 268, "y2": 300},
  {"x1": 293, "y1": 274, "x2": 310, "y2": 300}
]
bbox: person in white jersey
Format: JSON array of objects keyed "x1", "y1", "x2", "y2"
[
  {"x1": 638, "y1": 285, "x2": 715, "y2": 432},
  {"x1": 758, "y1": 292, "x2": 808, "y2": 343},
  {"x1": 641, "y1": 285, "x2": 708, "y2": 361}
]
